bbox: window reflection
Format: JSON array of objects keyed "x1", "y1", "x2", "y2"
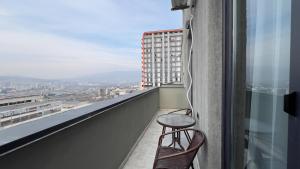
[{"x1": 244, "y1": 0, "x2": 291, "y2": 169}]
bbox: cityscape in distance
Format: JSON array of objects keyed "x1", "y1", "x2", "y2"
[
  {"x1": 0, "y1": 71, "x2": 141, "y2": 128},
  {"x1": 0, "y1": 0, "x2": 182, "y2": 130}
]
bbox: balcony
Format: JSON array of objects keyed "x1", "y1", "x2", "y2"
[{"x1": 0, "y1": 85, "x2": 192, "y2": 169}]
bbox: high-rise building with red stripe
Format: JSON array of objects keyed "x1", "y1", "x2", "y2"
[{"x1": 141, "y1": 29, "x2": 183, "y2": 87}]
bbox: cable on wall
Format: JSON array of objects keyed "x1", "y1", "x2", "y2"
[{"x1": 186, "y1": 15, "x2": 194, "y2": 116}]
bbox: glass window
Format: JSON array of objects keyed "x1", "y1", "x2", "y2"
[
  {"x1": 231, "y1": 0, "x2": 292, "y2": 169},
  {"x1": 170, "y1": 37, "x2": 176, "y2": 41}
]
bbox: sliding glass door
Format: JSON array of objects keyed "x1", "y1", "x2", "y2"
[
  {"x1": 245, "y1": 0, "x2": 291, "y2": 168},
  {"x1": 230, "y1": 0, "x2": 294, "y2": 169}
]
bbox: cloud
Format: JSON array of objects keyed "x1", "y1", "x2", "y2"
[
  {"x1": 0, "y1": 0, "x2": 181, "y2": 43},
  {"x1": 0, "y1": 30, "x2": 139, "y2": 79},
  {"x1": 0, "y1": 7, "x2": 10, "y2": 16},
  {"x1": 0, "y1": 0, "x2": 181, "y2": 79}
]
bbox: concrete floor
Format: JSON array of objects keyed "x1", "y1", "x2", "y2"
[{"x1": 122, "y1": 109, "x2": 199, "y2": 169}]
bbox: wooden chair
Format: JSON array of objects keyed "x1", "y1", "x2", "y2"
[{"x1": 153, "y1": 129, "x2": 205, "y2": 169}]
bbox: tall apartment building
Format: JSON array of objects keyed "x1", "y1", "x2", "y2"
[{"x1": 141, "y1": 29, "x2": 183, "y2": 87}]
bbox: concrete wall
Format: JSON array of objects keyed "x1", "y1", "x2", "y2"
[
  {"x1": 182, "y1": 0, "x2": 224, "y2": 169},
  {"x1": 159, "y1": 85, "x2": 189, "y2": 109},
  {"x1": 0, "y1": 89, "x2": 159, "y2": 169}
]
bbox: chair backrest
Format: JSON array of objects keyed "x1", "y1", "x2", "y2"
[
  {"x1": 185, "y1": 130, "x2": 205, "y2": 165},
  {"x1": 153, "y1": 130, "x2": 205, "y2": 169},
  {"x1": 188, "y1": 130, "x2": 205, "y2": 150}
]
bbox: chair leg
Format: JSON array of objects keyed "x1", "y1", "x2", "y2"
[{"x1": 190, "y1": 163, "x2": 194, "y2": 169}]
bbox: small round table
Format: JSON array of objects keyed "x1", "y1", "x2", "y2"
[{"x1": 157, "y1": 114, "x2": 196, "y2": 150}]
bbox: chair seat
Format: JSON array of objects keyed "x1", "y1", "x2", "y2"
[
  {"x1": 156, "y1": 147, "x2": 191, "y2": 169},
  {"x1": 153, "y1": 129, "x2": 205, "y2": 169},
  {"x1": 158, "y1": 147, "x2": 184, "y2": 157}
]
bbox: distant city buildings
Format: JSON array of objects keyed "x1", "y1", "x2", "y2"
[
  {"x1": 0, "y1": 95, "x2": 42, "y2": 107},
  {"x1": 141, "y1": 29, "x2": 183, "y2": 87},
  {"x1": 0, "y1": 95, "x2": 62, "y2": 127},
  {"x1": 98, "y1": 88, "x2": 106, "y2": 97},
  {"x1": 0, "y1": 80, "x2": 140, "y2": 128}
]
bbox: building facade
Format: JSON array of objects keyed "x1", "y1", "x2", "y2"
[
  {"x1": 141, "y1": 29, "x2": 183, "y2": 87},
  {"x1": 0, "y1": 95, "x2": 42, "y2": 107},
  {"x1": 0, "y1": 95, "x2": 62, "y2": 127},
  {"x1": 0, "y1": 101, "x2": 62, "y2": 127}
]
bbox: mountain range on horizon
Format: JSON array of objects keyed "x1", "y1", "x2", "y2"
[
  {"x1": 73, "y1": 71, "x2": 141, "y2": 84},
  {"x1": 0, "y1": 70, "x2": 141, "y2": 85}
]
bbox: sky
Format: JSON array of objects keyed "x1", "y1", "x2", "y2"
[
  {"x1": 0, "y1": 0, "x2": 182, "y2": 79},
  {"x1": 246, "y1": 0, "x2": 291, "y2": 87}
]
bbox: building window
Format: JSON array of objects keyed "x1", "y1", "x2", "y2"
[{"x1": 170, "y1": 37, "x2": 176, "y2": 41}]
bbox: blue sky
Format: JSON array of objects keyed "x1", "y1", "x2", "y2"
[
  {"x1": 0, "y1": 0, "x2": 182, "y2": 79},
  {"x1": 246, "y1": 0, "x2": 291, "y2": 87}
]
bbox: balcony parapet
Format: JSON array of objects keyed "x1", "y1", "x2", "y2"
[{"x1": 0, "y1": 86, "x2": 187, "y2": 169}]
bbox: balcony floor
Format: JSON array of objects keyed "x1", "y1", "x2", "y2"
[{"x1": 122, "y1": 109, "x2": 198, "y2": 169}]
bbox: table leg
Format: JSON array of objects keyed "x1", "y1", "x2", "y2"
[
  {"x1": 167, "y1": 128, "x2": 176, "y2": 148},
  {"x1": 162, "y1": 126, "x2": 166, "y2": 135},
  {"x1": 167, "y1": 128, "x2": 185, "y2": 150},
  {"x1": 176, "y1": 130, "x2": 185, "y2": 150},
  {"x1": 177, "y1": 131, "x2": 180, "y2": 145},
  {"x1": 172, "y1": 128, "x2": 176, "y2": 148},
  {"x1": 161, "y1": 126, "x2": 166, "y2": 140},
  {"x1": 184, "y1": 130, "x2": 192, "y2": 143}
]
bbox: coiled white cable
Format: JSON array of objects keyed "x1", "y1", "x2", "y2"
[{"x1": 186, "y1": 15, "x2": 194, "y2": 116}]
